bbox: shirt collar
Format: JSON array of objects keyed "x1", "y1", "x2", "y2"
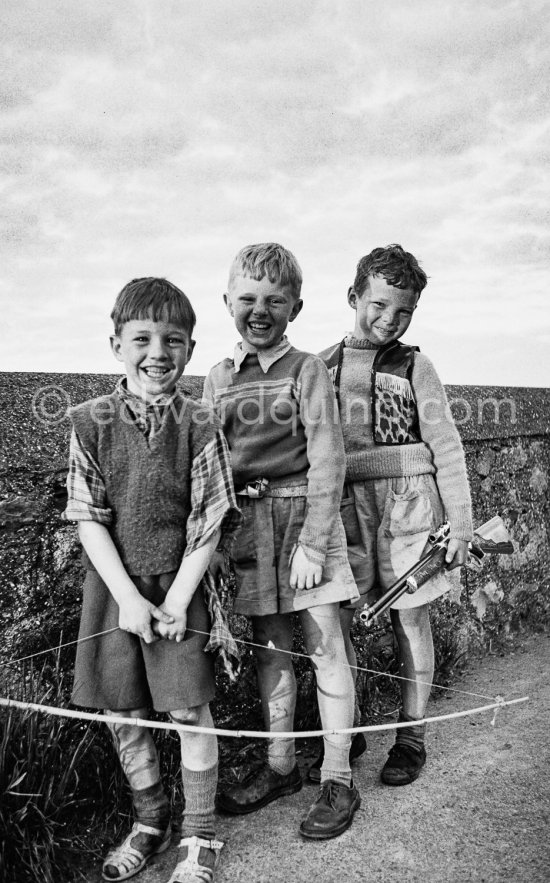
[{"x1": 233, "y1": 335, "x2": 292, "y2": 373}]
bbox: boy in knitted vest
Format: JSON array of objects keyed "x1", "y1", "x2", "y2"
[
  {"x1": 318, "y1": 244, "x2": 473, "y2": 787},
  {"x1": 203, "y1": 243, "x2": 361, "y2": 840},
  {"x1": 64, "y1": 278, "x2": 240, "y2": 883}
]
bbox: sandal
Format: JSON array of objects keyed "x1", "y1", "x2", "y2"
[
  {"x1": 167, "y1": 836, "x2": 224, "y2": 883},
  {"x1": 102, "y1": 822, "x2": 171, "y2": 881}
]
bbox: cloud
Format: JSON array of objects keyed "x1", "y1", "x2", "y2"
[{"x1": 1, "y1": 1, "x2": 549, "y2": 386}]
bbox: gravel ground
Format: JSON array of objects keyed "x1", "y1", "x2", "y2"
[{"x1": 87, "y1": 631, "x2": 549, "y2": 883}]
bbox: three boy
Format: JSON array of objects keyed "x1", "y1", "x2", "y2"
[{"x1": 66, "y1": 241, "x2": 472, "y2": 879}]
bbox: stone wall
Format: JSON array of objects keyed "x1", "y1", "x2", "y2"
[{"x1": 1, "y1": 373, "x2": 549, "y2": 712}]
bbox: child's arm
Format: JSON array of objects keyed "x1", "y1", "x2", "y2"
[
  {"x1": 413, "y1": 353, "x2": 473, "y2": 569},
  {"x1": 291, "y1": 356, "x2": 346, "y2": 589},
  {"x1": 155, "y1": 529, "x2": 221, "y2": 641},
  {"x1": 156, "y1": 426, "x2": 240, "y2": 639},
  {"x1": 78, "y1": 521, "x2": 174, "y2": 643}
]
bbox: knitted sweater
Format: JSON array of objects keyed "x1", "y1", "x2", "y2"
[
  {"x1": 69, "y1": 392, "x2": 221, "y2": 574},
  {"x1": 203, "y1": 345, "x2": 346, "y2": 564},
  {"x1": 325, "y1": 337, "x2": 473, "y2": 542}
]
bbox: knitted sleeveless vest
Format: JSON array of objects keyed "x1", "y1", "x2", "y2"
[
  {"x1": 69, "y1": 392, "x2": 219, "y2": 574},
  {"x1": 321, "y1": 339, "x2": 421, "y2": 445}
]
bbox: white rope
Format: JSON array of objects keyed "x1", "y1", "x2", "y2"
[{"x1": 0, "y1": 695, "x2": 529, "y2": 739}]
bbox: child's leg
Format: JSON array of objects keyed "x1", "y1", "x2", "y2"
[
  {"x1": 298, "y1": 603, "x2": 361, "y2": 840},
  {"x1": 381, "y1": 604, "x2": 433, "y2": 785},
  {"x1": 169, "y1": 703, "x2": 218, "y2": 839},
  {"x1": 339, "y1": 607, "x2": 362, "y2": 726},
  {"x1": 300, "y1": 603, "x2": 354, "y2": 784},
  {"x1": 168, "y1": 703, "x2": 222, "y2": 883},
  {"x1": 106, "y1": 708, "x2": 170, "y2": 829},
  {"x1": 251, "y1": 613, "x2": 297, "y2": 774},
  {"x1": 103, "y1": 708, "x2": 171, "y2": 882},
  {"x1": 215, "y1": 614, "x2": 302, "y2": 815}
]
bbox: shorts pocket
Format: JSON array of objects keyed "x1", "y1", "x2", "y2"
[
  {"x1": 382, "y1": 487, "x2": 435, "y2": 539},
  {"x1": 231, "y1": 502, "x2": 257, "y2": 565},
  {"x1": 339, "y1": 496, "x2": 362, "y2": 546}
]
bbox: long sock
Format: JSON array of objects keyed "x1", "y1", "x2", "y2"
[
  {"x1": 132, "y1": 781, "x2": 170, "y2": 830},
  {"x1": 320, "y1": 735, "x2": 352, "y2": 787},
  {"x1": 180, "y1": 764, "x2": 218, "y2": 840},
  {"x1": 395, "y1": 710, "x2": 426, "y2": 752},
  {"x1": 267, "y1": 739, "x2": 296, "y2": 776}
]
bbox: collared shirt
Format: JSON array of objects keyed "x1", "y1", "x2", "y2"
[{"x1": 232, "y1": 335, "x2": 292, "y2": 373}]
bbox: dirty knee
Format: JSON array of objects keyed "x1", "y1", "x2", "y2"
[{"x1": 169, "y1": 707, "x2": 201, "y2": 726}]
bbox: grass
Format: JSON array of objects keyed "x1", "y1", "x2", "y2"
[{"x1": 0, "y1": 657, "x2": 124, "y2": 883}]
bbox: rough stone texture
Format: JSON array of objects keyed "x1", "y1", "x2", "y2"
[{"x1": 1, "y1": 373, "x2": 549, "y2": 713}]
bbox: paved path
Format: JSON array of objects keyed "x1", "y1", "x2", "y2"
[{"x1": 90, "y1": 631, "x2": 549, "y2": 883}]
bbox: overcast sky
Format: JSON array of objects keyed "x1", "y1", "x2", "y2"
[{"x1": 2, "y1": 0, "x2": 549, "y2": 386}]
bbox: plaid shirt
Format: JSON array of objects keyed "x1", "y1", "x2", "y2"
[{"x1": 64, "y1": 379, "x2": 242, "y2": 676}]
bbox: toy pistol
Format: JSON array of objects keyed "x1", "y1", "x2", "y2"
[{"x1": 359, "y1": 515, "x2": 514, "y2": 627}]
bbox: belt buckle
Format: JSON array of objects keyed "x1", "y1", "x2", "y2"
[{"x1": 246, "y1": 478, "x2": 269, "y2": 498}]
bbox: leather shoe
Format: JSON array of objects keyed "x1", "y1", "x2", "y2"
[
  {"x1": 307, "y1": 732, "x2": 367, "y2": 784},
  {"x1": 216, "y1": 763, "x2": 302, "y2": 815},
  {"x1": 299, "y1": 779, "x2": 360, "y2": 840},
  {"x1": 380, "y1": 743, "x2": 426, "y2": 785}
]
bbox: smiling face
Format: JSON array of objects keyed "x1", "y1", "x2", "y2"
[
  {"x1": 348, "y1": 274, "x2": 419, "y2": 346},
  {"x1": 110, "y1": 319, "x2": 194, "y2": 399},
  {"x1": 224, "y1": 274, "x2": 303, "y2": 350}
]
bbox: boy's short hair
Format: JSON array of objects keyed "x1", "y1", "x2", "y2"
[
  {"x1": 353, "y1": 244, "x2": 428, "y2": 297},
  {"x1": 228, "y1": 242, "x2": 303, "y2": 299},
  {"x1": 111, "y1": 277, "x2": 196, "y2": 335}
]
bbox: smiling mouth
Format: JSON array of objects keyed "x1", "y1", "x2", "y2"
[
  {"x1": 248, "y1": 322, "x2": 271, "y2": 333},
  {"x1": 142, "y1": 366, "x2": 171, "y2": 378}
]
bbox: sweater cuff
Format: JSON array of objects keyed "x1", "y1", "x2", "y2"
[
  {"x1": 446, "y1": 504, "x2": 474, "y2": 542},
  {"x1": 298, "y1": 541, "x2": 327, "y2": 568}
]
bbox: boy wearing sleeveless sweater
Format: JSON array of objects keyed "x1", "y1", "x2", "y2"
[
  {"x1": 64, "y1": 278, "x2": 240, "y2": 883},
  {"x1": 318, "y1": 244, "x2": 473, "y2": 787},
  {"x1": 203, "y1": 243, "x2": 361, "y2": 840}
]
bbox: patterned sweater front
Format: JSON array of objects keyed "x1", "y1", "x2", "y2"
[
  {"x1": 203, "y1": 345, "x2": 346, "y2": 565},
  {"x1": 327, "y1": 337, "x2": 473, "y2": 542}
]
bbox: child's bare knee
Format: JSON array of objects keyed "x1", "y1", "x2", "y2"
[{"x1": 169, "y1": 706, "x2": 201, "y2": 726}]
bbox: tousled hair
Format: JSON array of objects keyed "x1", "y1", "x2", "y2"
[
  {"x1": 353, "y1": 244, "x2": 428, "y2": 297},
  {"x1": 228, "y1": 242, "x2": 303, "y2": 299},
  {"x1": 111, "y1": 277, "x2": 196, "y2": 336}
]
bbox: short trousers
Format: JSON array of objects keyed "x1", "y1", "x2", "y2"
[
  {"x1": 231, "y1": 495, "x2": 359, "y2": 616},
  {"x1": 340, "y1": 474, "x2": 458, "y2": 611},
  {"x1": 71, "y1": 570, "x2": 215, "y2": 712}
]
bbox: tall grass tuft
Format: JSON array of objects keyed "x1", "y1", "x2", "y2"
[{"x1": 0, "y1": 657, "x2": 122, "y2": 883}]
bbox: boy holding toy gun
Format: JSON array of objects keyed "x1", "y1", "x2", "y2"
[{"x1": 318, "y1": 244, "x2": 473, "y2": 787}]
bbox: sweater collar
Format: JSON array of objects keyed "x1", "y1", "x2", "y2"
[{"x1": 233, "y1": 335, "x2": 292, "y2": 373}]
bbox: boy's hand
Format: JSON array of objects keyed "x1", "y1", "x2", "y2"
[
  {"x1": 208, "y1": 550, "x2": 227, "y2": 581},
  {"x1": 445, "y1": 538, "x2": 469, "y2": 570},
  {"x1": 119, "y1": 596, "x2": 174, "y2": 644},
  {"x1": 289, "y1": 545, "x2": 323, "y2": 590},
  {"x1": 153, "y1": 602, "x2": 188, "y2": 642}
]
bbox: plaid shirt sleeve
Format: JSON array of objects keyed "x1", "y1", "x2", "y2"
[
  {"x1": 185, "y1": 429, "x2": 241, "y2": 557},
  {"x1": 62, "y1": 429, "x2": 112, "y2": 524}
]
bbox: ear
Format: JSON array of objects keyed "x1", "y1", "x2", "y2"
[
  {"x1": 223, "y1": 292, "x2": 234, "y2": 317},
  {"x1": 186, "y1": 339, "x2": 196, "y2": 364},
  {"x1": 288, "y1": 298, "x2": 303, "y2": 322},
  {"x1": 347, "y1": 287, "x2": 358, "y2": 310},
  {"x1": 110, "y1": 335, "x2": 125, "y2": 363}
]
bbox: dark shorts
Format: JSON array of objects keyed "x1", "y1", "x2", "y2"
[
  {"x1": 231, "y1": 495, "x2": 359, "y2": 616},
  {"x1": 341, "y1": 474, "x2": 458, "y2": 611},
  {"x1": 71, "y1": 570, "x2": 215, "y2": 712}
]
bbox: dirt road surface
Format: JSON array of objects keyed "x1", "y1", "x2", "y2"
[{"x1": 89, "y1": 631, "x2": 549, "y2": 883}]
